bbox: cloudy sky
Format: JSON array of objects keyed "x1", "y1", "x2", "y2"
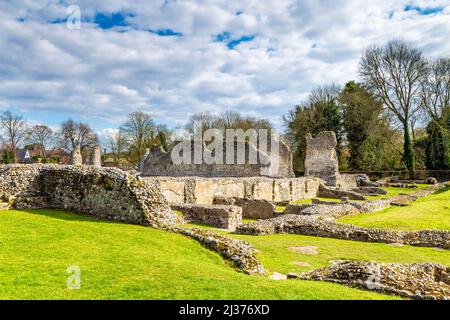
[{"x1": 1, "y1": 0, "x2": 449, "y2": 139}]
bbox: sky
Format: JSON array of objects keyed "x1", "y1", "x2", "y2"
[{"x1": 0, "y1": 0, "x2": 450, "y2": 141}]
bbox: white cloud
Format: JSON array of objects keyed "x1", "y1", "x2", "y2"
[{"x1": 0, "y1": 0, "x2": 449, "y2": 133}]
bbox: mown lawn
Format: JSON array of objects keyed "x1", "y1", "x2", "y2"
[
  {"x1": 339, "y1": 187, "x2": 450, "y2": 231},
  {"x1": 229, "y1": 233, "x2": 450, "y2": 275},
  {"x1": 183, "y1": 223, "x2": 450, "y2": 276},
  {"x1": 0, "y1": 209, "x2": 397, "y2": 300},
  {"x1": 183, "y1": 186, "x2": 449, "y2": 277}
]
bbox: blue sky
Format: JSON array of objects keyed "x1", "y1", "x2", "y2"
[{"x1": 0, "y1": 0, "x2": 450, "y2": 142}]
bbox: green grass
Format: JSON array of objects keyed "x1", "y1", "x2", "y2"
[
  {"x1": 339, "y1": 187, "x2": 450, "y2": 231},
  {"x1": 183, "y1": 187, "x2": 449, "y2": 277},
  {"x1": 365, "y1": 184, "x2": 430, "y2": 200},
  {"x1": 0, "y1": 209, "x2": 398, "y2": 300},
  {"x1": 229, "y1": 233, "x2": 450, "y2": 275},
  {"x1": 183, "y1": 223, "x2": 450, "y2": 276}
]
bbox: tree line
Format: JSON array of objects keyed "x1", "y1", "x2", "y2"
[
  {"x1": 0, "y1": 109, "x2": 270, "y2": 169},
  {"x1": 285, "y1": 40, "x2": 450, "y2": 177}
]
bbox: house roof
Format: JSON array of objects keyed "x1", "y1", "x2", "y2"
[
  {"x1": 47, "y1": 148, "x2": 69, "y2": 157},
  {"x1": 16, "y1": 148, "x2": 29, "y2": 160}
]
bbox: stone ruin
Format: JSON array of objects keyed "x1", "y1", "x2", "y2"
[
  {"x1": 305, "y1": 131, "x2": 340, "y2": 186},
  {"x1": 70, "y1": 146, "x2": 83, "y2": 165},
  {"x1": 293, "y1": 260, "x2": 450, "y2": 300},
  {"x1": 71, "y1": 145, "x2": 102, "y2": 167},
  {"x1": 140, "y1": 130, "x2": 383, "y2": 230},
  {"x1": 140, "y1": 139, "x2": 295, "y2": 178},
  {"x1": 0, "y1": 164, "x2": 180, "y2": 229}
]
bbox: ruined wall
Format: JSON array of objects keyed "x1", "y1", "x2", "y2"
[
  {"x1": 305, "y1": 132, "x2": 340, "y2": 186},
  {"x1": 236, "y1": 214, "x2": 450, "y2": 249},
  {"x1": 298, "y1": 260, "x2": 450, "y2": 300},
  {"x1": 146, "y1": 176, "x2": 321, "y2": 205},
  {"x1": 0, "y1": 164, "x2": 180, "y2": 228},
  {"x1": 173, "y1": 204, "x2": 242, "y2": 231},
  {"x1": 82, "y1": 145, "x2": 102, "y2": 167},
  {"x1": 141, "y1": 140, "x2": 295, "y2": 178}
]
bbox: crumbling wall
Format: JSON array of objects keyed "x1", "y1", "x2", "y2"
[
  {"x1": 173, "y1": 204, "x2": 242, "y2": 231},
  {"x1": 0, "y1": 164, "x2": 179, "y2": 228},
  {"x1": 305, "y1": 131, "x2": 340, "y2": 186},
  {"x1": 297, "y1": 260, "x2": 450, "y2": 300},
  {"x1": 236, "y1": 214, "x2": 450, "y2": 249},
  {"x1": 147, "y1": 176, "x2": 321, "y2": 205},
  {"x1": 141, "y1": 140, "x2": 295, "y2": 178}
]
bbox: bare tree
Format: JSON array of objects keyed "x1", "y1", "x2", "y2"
[
  {"x1": 107, "y1": 130, "x2": 128, "y2": 165},
  {"x1": 360, "y1": 40, "x2": 428, "y2": 177},
  {"x1": 27, "y1": 124, "x2": 53, "y2": 159},
  {"x1": 185, "y1": 112, "x2": 223, "y2": 135},
  {"x1": 120, "y1": 111, "x2": 156, "y2": 168},
  {"x1": 421, "y1": 57, "x2": 450, "y2": 122},
  {"x1": 59, "y1": 118, "x2": 98, "y2": 153},
  {"x1": 0, "y1": 111, "x2": 26, "y2": 163},
  {"x1": 185, "y1": 111, "x2": 272, "y2": 135}
]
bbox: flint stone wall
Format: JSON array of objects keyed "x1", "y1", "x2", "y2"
[
  {"x1": 236, "y1": 215, "x2": 450, "y2": 249},
  {"x1": 284, "y1": 203, "x2": 359, "y2": 218},
  {"x1": 0, "y1": 164, "x2": 179, "y2": 228},
  {"x1": 82, "y1": 145, "x2": 102, "y2": 167},
  {"x1": 173, "y1": 204, "x2": 242, "y2": 231},
  {"x1": 179, "y1": 228, "x2": 266, "y2": 275},
  {"x1": 241, "y1": 199, "x2": 275, "y2": 219},
  {"x1": 318, "y1": 183, "x2": 366, "y2": 200},
  {"x1": 147, "y1": 176, "x2": 321, "y2": 206},
  {"x1": 296, "y1": 260, "x2": 450, "y2": 300},
  {"x1": 141, "y1": 139, "x2": 295, "y2": 178},
  {"x1": 305, "y1": 132, "x2": 340, "y2": 186}
]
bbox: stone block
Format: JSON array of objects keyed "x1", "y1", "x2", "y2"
[{"x1": 241, "y1": 199, "x2": 275, "y2": 219}]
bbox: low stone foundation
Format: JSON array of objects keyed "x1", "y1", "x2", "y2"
[
  {"x1": 179, "y1": 228, "x2": 266, "y2": 275},
  {"x1": 390, "y1": 186, "x2": 442, "y2": 206},
  {"x1": 173, "y1": 204, "x2": 242, "y2": 231},
  {"x1": 318, "y1": 183, "x2": 366, "y2": 200},
  {"x1": 284, "y1": 203, "x2": 359, "y2": 218},
  {"x1": 241, "y1": 199, "x2": 275, "y2": 219},
  {"x1": 236, "y1": 215, "x2": 450, "y2": 249},
  {"x1": 293, "y1": 260, "x2": 449, "y2": 300}
]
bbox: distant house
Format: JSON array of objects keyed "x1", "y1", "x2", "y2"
[
  {"x1": 8, "y1": 146, "x2": 71, "y2": 164},
  {"x1": 16, "y1": 145, "x2": 46, "y2": 163},
  {"x1": 47, "y1": 148, "x2": 70, "y2": 164},
  {"x1": 16, "y1": 148, "x2": 31, "y2": 162}
]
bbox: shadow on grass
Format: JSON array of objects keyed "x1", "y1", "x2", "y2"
[{"x1": 16, "y1": 208, "x2": 132, "y2": 227}]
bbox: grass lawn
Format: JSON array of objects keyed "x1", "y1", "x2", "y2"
[
  {"x1": 183, "y1": 222, "x2": 450, "y2": 276},
  {"x1": 365, "y1": 184, "x2": 430, "y2": 200},
  {"x1": 339, "y1": 187, "x2": 450, "y2": 231},
  {"x1": 229, "y1": 233, "x2": 450, "y2": 275},
  {"x1": 182, "y1": 186, "x2": 449, "y2": 277},
  {"x1": 0, "y1": 209, "x2": 398, "y2": 300}
]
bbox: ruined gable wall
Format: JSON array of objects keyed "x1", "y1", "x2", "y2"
[{"x1": 141, "y1": 140, "x2": 295, "y2": 178}]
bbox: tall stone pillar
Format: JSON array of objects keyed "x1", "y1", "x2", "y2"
[
  {"x1": 71, "y1": 146, "x2": 83, "y2": 166},
  {"x1": 92, "y1": 145, "x2": 102, "y2": 167},
  {"x1": 304, "y1": 131, "x2": 340, "y2": 186}
]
